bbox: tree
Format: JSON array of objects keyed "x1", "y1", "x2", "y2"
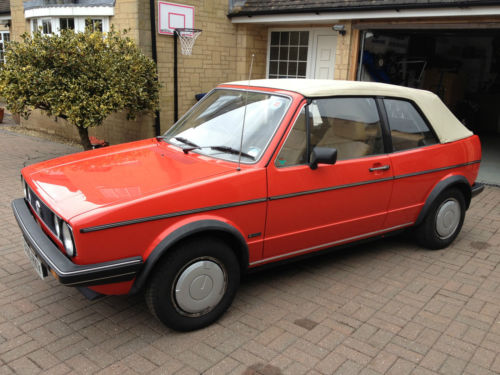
[{"x1": 0, "y1": 28, "x2": 160, "y2": 150}]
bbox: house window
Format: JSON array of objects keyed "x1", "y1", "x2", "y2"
[
  {"x1": 86, "y1": 18, "x2": 103, "y2": 32},
  {"x1": 0, "y1": 32, "x2": 9, "y2": 63},
  {"x1": 59, "y1": 18, "x2": 75, "y2": 31},
  {"x1": 30, "y1": 17, "x2": 110, "y2": 34},
  {"x1": 268, "y1": 31, "x2": 309, "y2": 79},
  {"x1": 42, "y1": 19, "x2": 52, "y2": 34}
]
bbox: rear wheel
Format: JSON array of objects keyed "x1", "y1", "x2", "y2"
[
  {"x1": 145, "y1": 237, "x2": 240, "y2": 331},
  {"x1": 415, "y1": 188, "x2": 465, "y2": 250}
]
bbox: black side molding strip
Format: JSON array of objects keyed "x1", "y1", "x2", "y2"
[
  {"x1": 269, "y1": 177, "x2": 393, "y2": 201},
  {"x1": 81, "y1": 198, "x2": 267, "y2": 233},
  {"x1": 12, "y1": 198, "x2": 143, "y2": 286},
  {"x1": 393, "y1": 160, "x2": 481, "y2": 180}
]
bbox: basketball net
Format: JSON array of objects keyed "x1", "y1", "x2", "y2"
[{"x1": 175, "y1": 28, "x2": 202, "y2": 56}]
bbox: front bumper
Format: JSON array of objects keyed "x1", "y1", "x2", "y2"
[{"x1": 12, "y1": 198, "x2": 143, "y2": 287}]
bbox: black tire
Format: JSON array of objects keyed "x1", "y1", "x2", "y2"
[
  {"x1": 145, "y1": 237, "x2": 240, "y2": 331},
  {"x1": 415, "y1": 188, "x2": 465, "y2": 250}
]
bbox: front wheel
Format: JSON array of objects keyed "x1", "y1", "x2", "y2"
[
  {"x1": 415, "y1": 188, "x2": 466, "y2": 250},
  {"x1": 145, "y1": 237, "x2": 240, "y2": 331}
]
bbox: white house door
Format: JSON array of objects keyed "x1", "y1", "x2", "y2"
[{"x1": 312, "y1": 32, "x2": 337, "y2": 79}]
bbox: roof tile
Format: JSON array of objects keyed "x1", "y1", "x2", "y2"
[{"x1": 229, "y1": 0, "x2": 500, "y2": 16}]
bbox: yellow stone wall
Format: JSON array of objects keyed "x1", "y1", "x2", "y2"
[
  {"x1": 333, "y1": 22, "x2": 354, "y2": 80},
  {"x1": 21, "y1": 109, "x2": 155, "y2": 144},
  {"x1": 10, "y1": 0, "x2": 27, "y2": 40},
  {"x1": 153, "y1": 1, "x2": 268, "y2": 133}
]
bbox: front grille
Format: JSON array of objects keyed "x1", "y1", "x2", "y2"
[{"x1": 26, "y1": 185, "x2": 59, "y2": 237}]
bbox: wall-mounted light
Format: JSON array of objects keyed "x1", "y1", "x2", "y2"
[
  {"x1": 4, "y1": 20, "x2": 11, "y2": 29},
  {"x1": 332, "y1": 24, "x2": 346, "y2": 36}
]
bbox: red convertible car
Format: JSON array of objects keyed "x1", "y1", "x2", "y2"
[{"x1": 13, "y1": 79, "x2": 483, "y2": 331}]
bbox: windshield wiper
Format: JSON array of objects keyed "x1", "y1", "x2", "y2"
[
  {"x1": 210, "y1": 146, "x2": 255, "y2": 160},
  {"x1": 156, "y1": 135, "x2": 200, "y2": 148},
  {"x1": 173, "y1": 137, "x2": 199, "y2": 148},
  {"x1": 182, "y1": 145, "x2": 255, "y2": 160}
]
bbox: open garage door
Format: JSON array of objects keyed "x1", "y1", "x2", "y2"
[{"x1": 357, "y1": 28, "x2": 500, "y2": 185}]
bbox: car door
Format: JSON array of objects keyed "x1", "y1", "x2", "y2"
[
  {"x1": 379, "y1": 98, "x2": 442, "y2": 228},
  {"x1": 260, "y1": 97, "x2": 394, "y2": 264}
]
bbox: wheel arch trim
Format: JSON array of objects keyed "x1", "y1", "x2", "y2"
[
  {"x1": 415, "y1": 175, "x2": 471, "y2": 227},
  {"x1": 130, "y1": 219, "x2": 249, "y2": 294}
]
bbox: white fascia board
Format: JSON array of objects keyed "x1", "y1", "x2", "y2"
[
  {"x1": 231, "y1": 6, "x2": 500, "y2": 24},
  {"x1": 0, "y1": 15, "x2": 11, "y2": 21},
  {"x1": 25, "y1": 6, "x2": 114, "y2": 18}
]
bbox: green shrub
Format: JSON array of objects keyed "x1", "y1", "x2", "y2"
[{"x1": 0, "y1": 28, "x2": 160, "y2": 149}]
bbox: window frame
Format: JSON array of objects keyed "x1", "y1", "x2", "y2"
[
  {"x1": 274, "y1": 103, "x2": 307, "y2": 168},
  {"x1": 164, "y1": 87, "x2": 294, "y2": 165},
  {"x1": 31, "y1": 18, "x2": 38, "y2": 32},
  {"x1": 267, "y1": 29, "x2": 312, "y2": 79},
  {"x1": 0, "y1": 31, "x2": 10, "y2": 63},
  {"x1": 59, "y1": 17, "x2": 75, "y2": 31},
  {"x1": 29, "y1": 17, "x2": 110, "y2": 34},
  {"x1": 41, "y1": 18, "x2": 52, "y2": 34},
  {"x1": 266, "y1": 28, "x2": 314, "y2": 79},
  {"x1": 85, "y1": 18, "x2": 104, "y2": 32},
  {"x1": 376, "y1": 96, "x2": 440, "y2": 154},
  {"x1": 274, "y1": 95, "x2": 387, "y2": 168}
]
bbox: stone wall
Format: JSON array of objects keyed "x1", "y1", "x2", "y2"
[
  {"x1": 9, "y1": 0, "x2": 27, "y2": 41},
  {"x1": 333, "y1": 21, "x2": 354, "y2": 80},
  {"x1": 153, "y1": 0, "x2": 268, "y2": 133},
  {"x1": 22, "y1": 110, "x2": 155, "y2": 144}
]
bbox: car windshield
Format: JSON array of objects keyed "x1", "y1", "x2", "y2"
[{"x1": 163, "y1": 89, "x2": 291, "y2": 163}]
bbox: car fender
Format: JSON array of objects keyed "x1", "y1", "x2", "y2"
[
  {"x1": 415, "y1": 174, "x2": 472, "y2": 226},
  {"x1": 130, "y1": 217, "x2": 249, "y2": 294}
]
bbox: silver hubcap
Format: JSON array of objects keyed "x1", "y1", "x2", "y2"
[
  {"x1": 435, "y1": 198, "x2": 460, "y2": 239},
  {"x1": 174, "y1": 258, "x2": 226, "y2": 316}
]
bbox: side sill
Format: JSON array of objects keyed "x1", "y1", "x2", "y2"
[
  {"x1": 471, "y1": 182, "x2": 484, "y2": 198},
  {"x1": 246, "y1": 227, "x2": 408, "y2": 274}
]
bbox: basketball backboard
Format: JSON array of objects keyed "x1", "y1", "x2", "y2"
[{"x1": 158, "y1": 1, "x2": 194, "y2": 35}]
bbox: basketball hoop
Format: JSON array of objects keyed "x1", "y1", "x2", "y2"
[{"x1": 175, "y1": 28, "x2": 202, "y2": 56}]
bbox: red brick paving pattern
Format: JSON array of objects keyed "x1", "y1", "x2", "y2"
[{"x1": 0, "y1": 129, "x2": 499, "y2": 374}]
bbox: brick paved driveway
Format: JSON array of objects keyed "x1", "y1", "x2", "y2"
[{"x1": 1, "y1": 128, "x2": 499, "y2": 375}]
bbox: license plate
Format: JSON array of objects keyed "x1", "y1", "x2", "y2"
[{"x1": 23, "y1": 240, "x2": 47, "y2": 279}]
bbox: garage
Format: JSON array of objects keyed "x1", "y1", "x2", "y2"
[{"x1": 357, "y1": 26, "x2": 500, "y2": 185}]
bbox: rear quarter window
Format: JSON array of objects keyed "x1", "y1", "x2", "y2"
[{"x1": 384, "y1": 99, "x2": 439, "y2": 152}]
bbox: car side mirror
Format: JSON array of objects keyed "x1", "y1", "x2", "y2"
[{"x1": 309, "y1": 147, "x2": 337, "y2": 170}]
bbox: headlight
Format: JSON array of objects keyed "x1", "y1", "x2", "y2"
[
  {"x1": 21, "y1": 176, "x2": 27, "y2": 199},
  {"x1": 53, "y1": 215, "x2": 61, "y2": 239},
  {"x1": 62, "y1": 223, "x2": 76, "y2": 257}
]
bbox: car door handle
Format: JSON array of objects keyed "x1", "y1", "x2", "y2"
[{"x1": 369, "y1": 165, "x2": 390, "y2": 172}]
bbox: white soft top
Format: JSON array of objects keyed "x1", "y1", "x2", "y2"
[{"x1": 223, "y1": 79, "x2": 472, "y2": 144}]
